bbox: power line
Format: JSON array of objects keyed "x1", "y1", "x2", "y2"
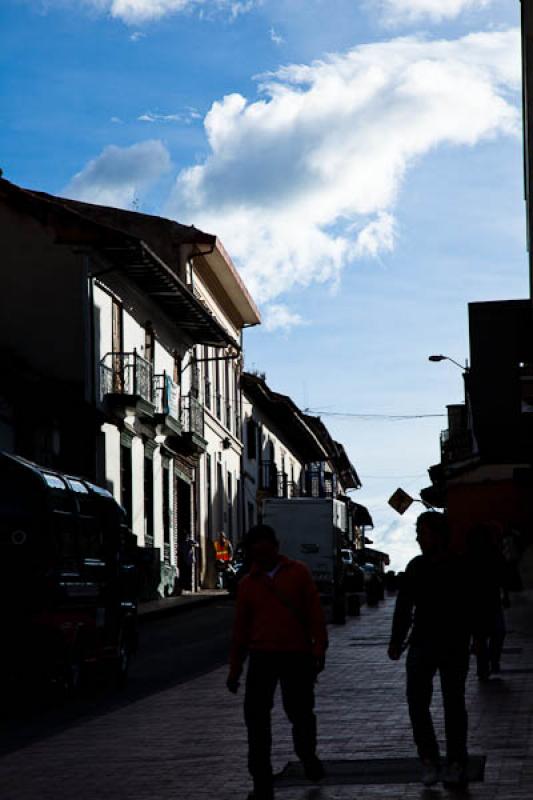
[{"x1": 306, "y1": 409, "x2": 445, "y2": 420}]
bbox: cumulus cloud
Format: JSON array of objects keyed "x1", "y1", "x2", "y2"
[
  {"x1": 167, "y1": 29, "x2": 520, "y2": 302},
  {"x1": 263, "y1": 304, "x2": 304, "y2": 332},
  {"x1": 378, "y1": 0, "x2": 492, "y2": 25},
  {"x1": 64, "y1": 140, "x2": 172, "y2": 208},
  {"x1": 373, "y1": 508, "x2": 420, "y2": 570},
  {"x1": 42, "y1": 0, "x2": 257, "y2": 24}
]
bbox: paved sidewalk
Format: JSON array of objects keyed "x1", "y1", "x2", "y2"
[{"x1": 1, "y1": 591, "x2": 532, "y2": 799}]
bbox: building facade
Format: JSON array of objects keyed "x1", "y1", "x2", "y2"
[{"x1": 0, "y1": 178, "x2": 259, "y2": 595}]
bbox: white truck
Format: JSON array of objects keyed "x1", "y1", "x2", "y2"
[{"x1": 262, "y1": 497, "x2": 348, "y2": 623}]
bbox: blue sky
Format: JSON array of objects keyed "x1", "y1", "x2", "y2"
[{"x1": 0, "y1": 0, "x2": 526, "y2": 567}]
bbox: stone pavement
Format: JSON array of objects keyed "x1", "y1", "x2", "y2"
[{"x1": 1, "y1": 590, "x2": 533, "y2": 800}]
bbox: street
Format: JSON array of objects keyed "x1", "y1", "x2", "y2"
[
  {"x1": 1, "y1": 589, "x2": 533, "y2": 800},
  {"x1": 0, "y1": 599, "x2": 234, "y2": 760}
]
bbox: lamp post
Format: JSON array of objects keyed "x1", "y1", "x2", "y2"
[{"x1": 428, "y1": 354, "x2": 469, "y2": 371}]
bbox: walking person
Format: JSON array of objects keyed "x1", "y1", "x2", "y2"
[
  {"x1": 467, "y1": 523, "x2": 506, "y2": 679},
  {"x1": 227, "y1": 524, "x2": 328, "y2": 800},
  {"x1": 215, "y1": 531, "x2": 233, "y2": 589},
  {"x1": 388, "y1": 512, "x2": 475, "y2": 788}
]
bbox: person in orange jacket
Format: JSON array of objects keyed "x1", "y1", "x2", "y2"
[{"x1": 227, "y1": 524, "x2": 328, "y2": 800}]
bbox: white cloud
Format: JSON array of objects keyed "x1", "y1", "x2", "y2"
[
  {"x1": 270, "y1": 27, "x2": 285, "y2": 46},
  {"x1": 45, "y1": 0, "x2": 258, "y2": 24},
  {"x1": 167, "y1": 29, "x2": 520, "y2": 303},
  {"x1": 64, "y1": 140, "x2": 172, "y2": 208},
  {"x1": 373, "y1": 508, "x2": 420, "y2": 571},
  {"x1": 378, "y1": 0, "x2": 492, "y2": 25},
  {"x1": 129, "y1": 30, "x2": 146, "y2": 41},
  {"x1": 374, "y1": 0, "x2": 493, "y2": 25},
  {"x1": 263, "y1": 304, "x2": 304, "y2": 332},
  {"x1": 138, "y1": 111, "x2": 182, "y2": 122},
  {"x1": 138, "y1": 108, "x2": 201, "y2": 124}
]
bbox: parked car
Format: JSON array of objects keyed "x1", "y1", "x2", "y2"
[{"x1": 0, "y1": 452, "x2": 139, "y2": 696}]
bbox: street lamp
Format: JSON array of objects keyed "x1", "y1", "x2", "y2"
[{"x1": 428, "y1": 354, "x2": 468, "y2": 371}]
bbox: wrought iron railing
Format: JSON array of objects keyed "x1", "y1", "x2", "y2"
[
  {"x1": 153, "y1": 372, "x2": 180, "y2": 419},
  {"x1": 99, "y1": 350, "x2": 153, "y2": 404},
  {"x1": 304, "y1": 468, "x2": 334, "y2": 498},
  {"x1": 181, "y1": 393, "x2": 205, "y2": 438},
  {"x1": 260, "y1": 461, "x2": 278, "y2": 494}
]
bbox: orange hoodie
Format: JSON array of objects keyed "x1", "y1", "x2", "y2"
[{"x1": 229, "y1": 556, "x2": 328, "y2": 674}]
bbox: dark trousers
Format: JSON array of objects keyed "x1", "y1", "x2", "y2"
[
  {"x1": 244, "y1": 651, "x2": 317, "y2": 783},
  {"x1": 476, "y1": 607, "x2": 506, "y2": 677},
  {"x1": 406, "y1": 644, "x2": 469, "y2": 765}
]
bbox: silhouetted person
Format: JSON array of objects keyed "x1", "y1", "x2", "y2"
[
  {"x1": 388, "y1": 512, "x2": 473, "y2": 788},
  {"x1": 227, "y1": 524, "x2": 328, "y2": 800},
  {"x1": 467, "y1": 523, "x2": 506, "y2": 679}
]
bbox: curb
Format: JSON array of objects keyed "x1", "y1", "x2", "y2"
[{"x1": 138, "y1": 592, "x2": 232, "y2": 623}]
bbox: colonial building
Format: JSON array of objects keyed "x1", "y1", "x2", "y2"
[
  {"x1": 241, "y1": 371, "x2": 329, "y2": 529},
  {"x1": 0, "y1": 178, "x2": 259, "y2": 595},
  {"x1": 241, "y1": 371, "x2": 373, "y2": 550}
]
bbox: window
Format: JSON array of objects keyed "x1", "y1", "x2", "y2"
[
  {"x1": 227, "y1": 472, "x2": 233, "y2": 540},
  {"x1": 246, "y1": 418, "x2": 257, "y2": 460},
  {"x1": 204, "y1": 346, "x2": 211, "y2": 410},
  {"x1": 206, "y1": 454, "x2": 213, "y2": 539},
  {"x1": 217, "y1": 461, "x2": 224, "y2": 532},
  {"x1": 145, "y1": 322, "x2": 155, "y2": 369},
  {"x1": 215, "y1": 356, "x2": 221, "y2": 419},
  {"x1": 144, "y1": 453, "x2": 154, "y2": 545},
  {"x1": 120, "y1": 444, "x2": 132, "y2": 527},
  {"x1": 162, "y1": 463, "x2": 171, "y2": 546}
]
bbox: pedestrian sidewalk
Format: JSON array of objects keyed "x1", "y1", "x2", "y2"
[
  {"x1": 138, "y1": 588, "x2": 229, "y2": 620},
  {"x1": 1, "y1": 588, "x2": 533, "y2": 799}
]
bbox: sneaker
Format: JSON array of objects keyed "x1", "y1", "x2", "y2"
[
  {"x1": 302, "y1": 756, "x2": 325, "y2": 782},
  {"x1": 248, "y1": 777, "x2": 274, "y2": 800},
  {"x1": 442, "y1": 761, "x2": 467, "y2": 787},
  {"x1": 420, "y1": 759, "x2": 440, "y2": 787},
  {"x1": 247, "y1": 788, "x2": 274, "y2": 800}
]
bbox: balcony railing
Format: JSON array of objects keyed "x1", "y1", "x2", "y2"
[
  {"x1": 259, "y1": 462, "x2": 301, "y2": 498},
  {"x1": 440, "y1": 428, "x2": 473, "y2": 464},
  {"x1": 181, "y1": 394, "x2": 205, "y2": 438},
  {"x1": 153, "y1": 373, "x2": 180, "y2": 419},
  {"x1": 100, "y1": 350, "x2": 153, "y2": 404},
  {"x1": 304, "y1": 468, "x2": 334, "y2": 498}
]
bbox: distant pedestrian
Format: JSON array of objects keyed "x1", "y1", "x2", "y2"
[
  {"x1": 215, "y1": 531, "x2": 233, "y2": 589},
  {"x1": 227, "y1": 524, "x2": 328, "y2": 800},
  {"x1": 467, "y1": 523, "x2": 506, "y2": 679},
  {"x1": 388, "y1": 512, "x2": 474, "y2": 788}
]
